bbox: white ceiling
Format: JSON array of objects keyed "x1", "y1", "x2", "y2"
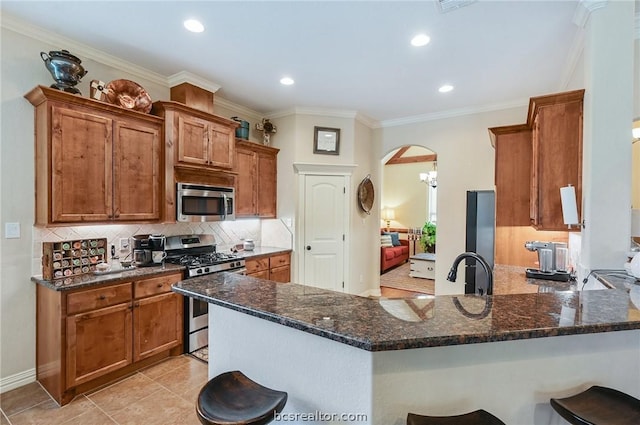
[{"x1": 1, "y1": 0, "x2": 584, "y2": 125}]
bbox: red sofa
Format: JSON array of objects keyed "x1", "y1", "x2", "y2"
[{"x1": 380, "y1": 239, "x2": 410, "y2": 273}]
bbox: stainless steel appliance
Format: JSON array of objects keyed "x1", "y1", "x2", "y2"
[
  {"x1": 149, "y1": 234, "x2": 166, "y2": 264},
  {"x1": 176, "y1": 183, "x2": 235, "y2": 222},
  {"x1": 132, "y1": 234, "x2": 153, "y2": 267},
  {"x1": 165, "y1": 234, "x2": 245, "y2": 353},
  {"x1": 465, "y1": 190, "x2": 495, "y2": 295},
  {"x1": 524, "y1": 241, "x2": 571, "y2": 281}
]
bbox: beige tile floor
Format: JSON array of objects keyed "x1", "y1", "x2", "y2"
[{"x1": 0, "y1": 355, "x2": 208, "y2": 425}]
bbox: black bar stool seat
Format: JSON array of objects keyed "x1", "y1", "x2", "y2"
[
  {"x1": 196, "y1": 370, "x2": 287, "y2": 425},
  {"x1": 550, "y1": 385, "x2": 640, "y2": 425},
  {"x1": 407, "y1": 409, "x2": 506, "y2": 425}
]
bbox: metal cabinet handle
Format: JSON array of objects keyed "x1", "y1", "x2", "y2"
[
  {"x1": 98, "y1": 295, "x2": 106, "y2": 301},
  {"x1": 306, "y1": 246, "x2": 311, "y2": 251}
]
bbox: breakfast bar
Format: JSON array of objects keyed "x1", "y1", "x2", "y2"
[{"x1": 172, "y1": 273, "x2": 640, "y2": 424}]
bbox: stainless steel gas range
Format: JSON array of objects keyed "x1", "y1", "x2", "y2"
[{"x1": 165, "y1": 234, "x2": 246, "y2": 353}]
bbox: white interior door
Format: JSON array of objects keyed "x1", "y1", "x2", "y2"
[{"x1": 302, "y1": 175, "x2": 345, "y2": 291}]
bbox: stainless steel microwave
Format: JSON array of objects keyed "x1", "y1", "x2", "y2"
[{"x1": 176, "y1": 183, "x2": 235, "y2": 222}]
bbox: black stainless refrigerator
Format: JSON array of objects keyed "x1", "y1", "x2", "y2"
[{"x1": 465, "y1": 190, "x2": 495, "y2": 294}]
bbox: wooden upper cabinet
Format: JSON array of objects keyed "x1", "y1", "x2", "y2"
[
  {"x1": 25, "y1": 86, "x2": 163, "y2": 225},
  {"x1": 528, "y1": 90, "x2": 584, "y2": 230},
  {"x1": 235, "y1": 140, "x2": 279, "y2": 218},
  {"x1": 51, "y1": 106, "x2": 113, "y2": 222},
  {"x1": 152, "y1": 101, "x2": 237, "y2": 171},
  {"x1": 113, "y1": 120, "x2": 161, "y2": 221},
  {"x1": 488, "y1": 124, "x2": 532, "y2": 227}
]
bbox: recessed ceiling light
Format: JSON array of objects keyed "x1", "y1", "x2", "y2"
[
  {"x1": 411, "y1": 34, "x2": 431, "y2": 47},
  {"x1": 280, "y1": 77, "x2": 295, "y2": 86},
  {"x1": 184, "y1": 19, "x2": 204, "y2": 33},
  {"x1": 438, "y1": 84, "x2": 454, "y2": 93}
]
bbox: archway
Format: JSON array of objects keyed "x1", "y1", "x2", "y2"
[{"x1": 379, "y1": 145, "x2": 437, "y2": 296}]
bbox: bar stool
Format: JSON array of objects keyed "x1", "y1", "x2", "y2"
[
  {"x1": 550, "y1": 385, "x2": 640, "y2": 425},
  {"x1": 407, "y1": 409, "x2": 506, "y2": 425},
  {"x1": 196, "y1": 370, "x2": 287, "y2": 425}
]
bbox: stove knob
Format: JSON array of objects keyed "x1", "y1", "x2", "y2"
[
  {"x1": 204, "y1": 267, "x2": 210, "y2": 273},
  {"x1": 196, "y1": 269, "x2": 203, "y2": 274}
]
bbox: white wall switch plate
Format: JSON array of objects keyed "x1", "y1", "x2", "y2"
[
  {"x1": 119, "y1": 238, "x2": 130, "y2": 250},
  {"x1": 5, "y1": 222, "x2": 20, "y2": 239}
]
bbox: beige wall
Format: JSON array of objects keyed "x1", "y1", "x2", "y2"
[{"x1": 377, "y1": 107, "x2": 527, "y2": 295}]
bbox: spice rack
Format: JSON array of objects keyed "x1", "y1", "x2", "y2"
[{"x1": 42, "y1": 238, "x2": 108, "y2": 280}]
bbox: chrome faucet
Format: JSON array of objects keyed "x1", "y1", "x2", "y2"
[{"x1": 447, "y1": 252, "x2": 494, "y2": 296}]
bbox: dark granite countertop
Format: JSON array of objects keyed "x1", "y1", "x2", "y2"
[
  {"x1": 231, "y1": 246, "x2": 291, "y2": 258},
  {"x1": 32, "y1": 263, "x2": 185, "y2": 291},
  {"x1": 172, "y1": 272, "x2": 640, "y2": 352}
]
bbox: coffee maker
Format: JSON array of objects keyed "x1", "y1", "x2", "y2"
[
  {"x1": 524, "y1": 240, "x2": 571, "y2": 281},
  {"x1": 149, "y1": 234, "x2": 166, "y2": 265},
  {"x1": 132, "y1": 234, "x2": 166, "y2": 266},
  {"x1": 132, "y1": 234, "x2": 152, "y2": 267}
]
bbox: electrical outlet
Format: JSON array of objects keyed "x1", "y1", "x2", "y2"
[{"x1": 119, "y1": 238, "x2": 130, "y2": 250}]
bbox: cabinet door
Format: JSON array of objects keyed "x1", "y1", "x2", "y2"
[
  {"x1": 51, "y1": 106, "x2": 113, "y2": 222},
  {"x1": 257, "y1": 151, "x2": 277, "y2": 218},
  {"x1": 113, "y1": 120, "x2": 162, "y2": 221},
  {"x1": 494, "y1": 130, "x2": 532, "y2": 227},
  {"x1": 177, "y1": 114, "x2": 209, "y2": 166},
  {"x1": 208, "y1": 122, "x2": 235, "y2": 169},
  {"x1": 66, "y1": 302, "x2": 132, "y2": 387},
  {"x1": 532, "y1": 102, "x2": 582, "y2": 230},
  {"x1": 248, "y1": 270, "x2": 270, "y2": 280},
  {"x1": 133, "y1": 292, "x2": 182, "y2": 361},
  {"x1": 269, "y1": 265, "x2": 290, "y2": 283},
  {"x1": 236, "y1": 147, "x2": 258, "y2": 216}
]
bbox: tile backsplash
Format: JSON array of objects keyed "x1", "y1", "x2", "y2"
[{"x1": 32, "y1": 219, "x2": 292, "y2": 275}]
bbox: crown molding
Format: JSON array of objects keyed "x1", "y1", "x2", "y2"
[
  {"x1": 266, "y1": 106, "x2": 378, "y2": 128},
  {"x1": 214, "y1": 96, "x2": 264, "y2": 121},
  {"x1": 1, "y1": 13, "x2": 168, "y2": 87},
  {"x1": 379, "y1": 98, "x2": 529, "y2": 128},
  {"x1": 559, "y1": 27, "x2": 586, "y2": 91},
  {"x1": 572, "y1": 0, "x2": 608, "y2": 28},
  {"x1": 167, "y1": 71, "x2": 221, "y2": 93}
]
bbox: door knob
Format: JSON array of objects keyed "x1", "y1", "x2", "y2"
[{"x1": 306, "y1": 245, "x2": 311, "y2": 251}]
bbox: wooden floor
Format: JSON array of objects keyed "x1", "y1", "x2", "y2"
[{"x1": 379, "y1": 261, "x2": 435, "y2": 295}]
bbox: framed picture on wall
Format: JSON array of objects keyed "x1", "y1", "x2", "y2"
[{"x1": 313, "y1": 126, "x2": 340, "y2": 155}]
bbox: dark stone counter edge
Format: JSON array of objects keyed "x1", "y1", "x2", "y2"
[
  {"x1": 30, "y1": 247, "x2": 291, "y2": 291},
  {"x1": 32, "y1": 264, "x2": 186, "y2": 291},
  {"x1": 171, "y1": 285, "x2": 640, "y2": 352}
]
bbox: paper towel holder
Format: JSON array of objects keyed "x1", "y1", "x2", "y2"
[{"x1": 560, "y1": 184, "x2": 582, "y2": 229}]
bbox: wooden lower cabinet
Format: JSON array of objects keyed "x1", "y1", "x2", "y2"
[
  {"x1": 37, "y1": 272, "x2": 183, "y2": 405},
  {"x1": 245, "y1": 252, "x2": 291, "y2": 283},
  {"x1": 66, "y1": 302, "x2": 132, "y2": 387}
]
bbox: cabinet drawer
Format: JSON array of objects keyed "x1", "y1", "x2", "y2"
[
  {"x1": 269, "y1": 253, "x2": 290, "y2": 268},
  {"x1": 246, "y1": 258, "x2": 269, "y2": 273},
  {"x1": 67, "y1": 283, "x2": 132, "y2": 315},
  {"x1": 134, "y1": 273, "x2": 182, "y2": 299}
]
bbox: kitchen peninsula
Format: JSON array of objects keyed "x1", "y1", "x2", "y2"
[{"x1": 172, "y1": 273, "x2": 640, "y2": 424}]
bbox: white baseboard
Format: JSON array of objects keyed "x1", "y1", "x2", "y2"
[{"x1": 0, "y1": 368, "x2": 36, "y2": 394}]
